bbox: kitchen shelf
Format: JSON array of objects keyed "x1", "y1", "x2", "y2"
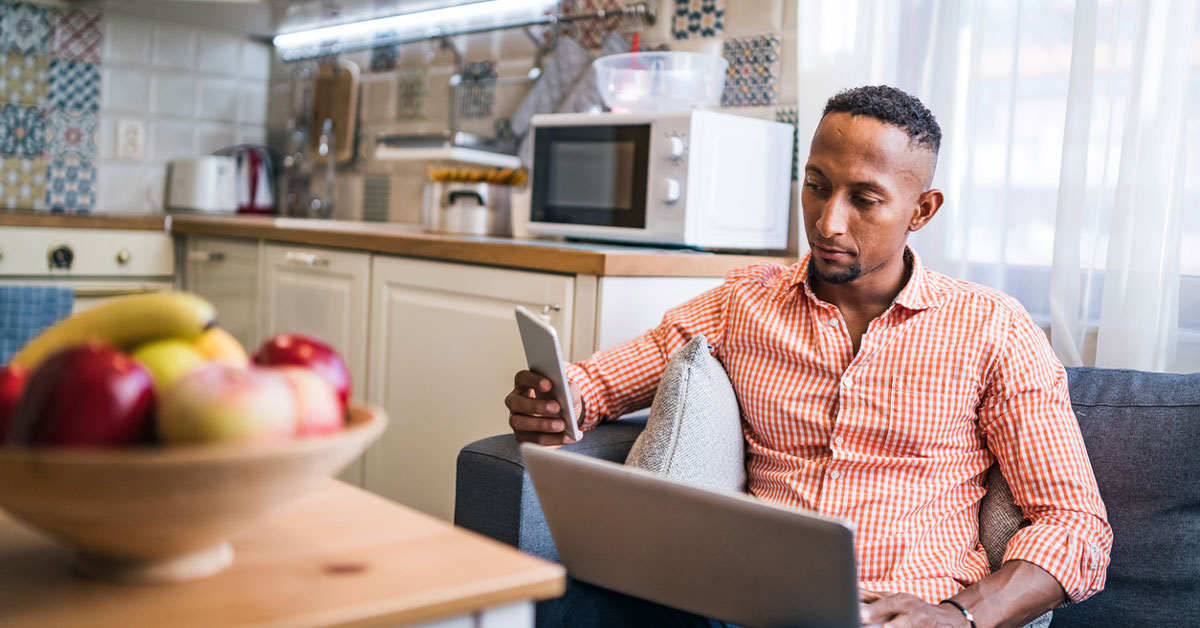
[{"x1": 373, "y1": 144, "x2": 522, "y2": 169}]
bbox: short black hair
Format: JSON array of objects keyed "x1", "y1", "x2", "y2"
[{"x1": 823, "y1": 85, "x2": 941, "y2": 155}]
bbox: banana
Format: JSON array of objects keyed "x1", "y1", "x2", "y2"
[{"x1": 9, "y1": 292, "x2": 216, "y2": 372}]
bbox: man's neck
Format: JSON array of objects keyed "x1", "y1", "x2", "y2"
[{"x1": 810, "y1": 250, "x2": 913, "y2": 350}]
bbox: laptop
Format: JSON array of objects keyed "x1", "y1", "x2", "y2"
[{"x1": 522, "y1": 444, "x2": 867, "y2": 628}]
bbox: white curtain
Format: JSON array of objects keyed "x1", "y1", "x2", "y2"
[{"x1": 793, "y1": 0, "x2": 1200, "y2": 373}]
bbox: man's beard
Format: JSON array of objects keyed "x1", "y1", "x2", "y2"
[{"x1": 808, "y1": 256, "x2": 862, "y2": 285}]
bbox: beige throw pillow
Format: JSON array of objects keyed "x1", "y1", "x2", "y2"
[{"x1": 624, "y1": 335, "x2": 747, "y2": 493}]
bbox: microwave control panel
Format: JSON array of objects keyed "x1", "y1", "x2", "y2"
[{"x1": 647, "y1": 118, "x2": 691, "y2": 240}]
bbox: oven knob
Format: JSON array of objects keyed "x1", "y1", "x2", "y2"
[
  {"x1": 48, "y1": 244, "x2": 74, "y2": 270},
  {"x1": 665, "y1": 136, "x2": 686, "y2": 159},
  {"x1": 116, "y1": 248, "x2": 132, "y2": 265},
  {"x1": 662, "y1": 178, "x2": 682, "y2": 204}
]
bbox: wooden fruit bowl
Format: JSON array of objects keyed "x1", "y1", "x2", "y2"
[{"x1": 0, "y1": 405, "x2": 386, "y2": 584}]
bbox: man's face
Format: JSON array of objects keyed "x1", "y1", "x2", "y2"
[{"x1": 801, "y1": 112, "x2": 937, "y2": 286}]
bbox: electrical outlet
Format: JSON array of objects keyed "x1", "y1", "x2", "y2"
[{"x1": 116, "y1": 119, "x2": 146, "y2": 160}]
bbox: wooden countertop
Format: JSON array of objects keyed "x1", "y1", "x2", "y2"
[
  {"x1": 0, "y1": 479, "x2": 565, "y2": 628},
  {"x1": 170, "y1": 215, "x2": 796, "y2": 277},
  {"x1": 0, "y1": 211, "x2": 166, "y2": 231}
]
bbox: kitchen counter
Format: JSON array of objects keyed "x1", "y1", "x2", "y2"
[
  {"x1": 0, "y1": 211, "x2": 167, "y2": 231},
  {"x1": 0, "y1": 479, "x2": 565, "y2": 628},
  {"x1": 170, "y1": 215, "x2": 796, "y2": 277}
]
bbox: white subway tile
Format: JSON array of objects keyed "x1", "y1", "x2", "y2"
[
  {"x1": 240, "y1": 42, "x2": 272, "y2": 80},
  {"x1": 236, "y1": 126, "x2": 267, "y2": 145},
  {"x1": 151, "y1": 72, "x2": 195, "y2": 117},
  {"x1": 152, "y1": 24, "x2": 196, "y2": 70},
  {"x1": 194, "y1": 124, "x2": 236, "y2": 154},
  {"x1": 196, "y1": 31, "x2": 242, "y2": 75},
  {"x1": 103, "y1": 15, "x2": 150, "y2": 65},
  {"x1": 197, "y1": 76, "x2": 239, "y2": 122},
  {"x1": 237, "y1": 82, "x2": 268, "y2": 124},
  {"x1": 95, "y1": 161, "x2": 148, "y2": 212},
  {"x1": 96, "y1": 115, "x2": 115, "y2": 159},
  {"x1": 102, "y1": 66, "x2": 151, "y2": 113},
  {"x1": 360, "y1": 76, "x2": 395, "y2": 124},
  {"x1": 779, "y1": 31, "x2": 797, "y2": 105},
  {"x1": 725, "y1": 0, "x2": 785, "y2": 36},
  {"x1": 150, "y1": 120, "x2": 195, "y2": 161},
  {"x1": 267, "y1": 81, "x2": 292, "y2": 128}
]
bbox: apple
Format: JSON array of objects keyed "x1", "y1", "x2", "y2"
[
  {"x1": 274, "y1": 366, "x2": 344, "y2": 436},
  {"x1": 192, "y1": 327, "x2": 249, "y2": 367},
  {"x1": 8, "y1": 343, "x2": 154, "y2": 447},
  {"x1": 157, "y1": 363, "x2": 296, "y2": 445},
  {"x1": 253, "y1": 334, "x2": 351, "y2": 406},
  {"x1": 131, "y1": 338, "x2": 207, "y2": 393},
  {"x1": 0, "y1": 365, "x2": 28, "y2": 441}
]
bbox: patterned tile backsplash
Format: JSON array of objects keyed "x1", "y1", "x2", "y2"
[{"x1": 0, "y1": 0, "x2": 268, "y2": 214}]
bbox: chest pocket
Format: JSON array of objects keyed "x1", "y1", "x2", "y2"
[{"x1": 884, "y1": 370, "x2": 983, "y2": 457}]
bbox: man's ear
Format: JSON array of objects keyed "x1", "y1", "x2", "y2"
[{"x1": 909, "y1": 189, "x2": 943, "y2": 232}]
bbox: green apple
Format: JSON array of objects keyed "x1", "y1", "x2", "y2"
[
  {"x1": 157, "y1": 364, "x2": 297, "y2": 445},
  {"x1": 131, "y1": 338, "x2": 207, "y2": 393}
]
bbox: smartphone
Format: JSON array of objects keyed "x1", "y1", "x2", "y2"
[{"x1": 514, "y1": 305, "x2": 583, "y2": 442}]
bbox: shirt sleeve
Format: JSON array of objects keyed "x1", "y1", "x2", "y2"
[
  {"x1": 563, "y1": 275, "x2": 732, "y2": 431},
  {"x1": 977, "y1": 308, "x2": 1113, "y2": 603}
]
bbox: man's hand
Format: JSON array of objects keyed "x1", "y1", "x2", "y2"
[
  {"x1": 506, "y1": 370, "x2": 583, "y2": 446},
  {"x1": 859, "y1": 590, "x2": 970, "y2": 628}
]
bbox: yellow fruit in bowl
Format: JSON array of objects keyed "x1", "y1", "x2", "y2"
[
  {"x1": 131, "y1": 339, "x2": 207, "y2": 393},
  {"x1": 193, "y1": 327, "x2": 249, "y2": 367}
]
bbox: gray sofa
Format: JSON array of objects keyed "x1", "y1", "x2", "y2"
[{"x1": 455, "y1": 367, "x2": 1200, "y2": 627}]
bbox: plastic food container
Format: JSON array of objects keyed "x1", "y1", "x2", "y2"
[{"x1": 593, "y1": 52, "x2": 728, "y2": 113}]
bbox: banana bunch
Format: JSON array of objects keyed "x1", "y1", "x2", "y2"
[
  {"x1": 9, "y1": 292, "x2": 217, "y2": 372},
  {"x1": 428, "y1": 166, "x2": 528, "y2": 186}
]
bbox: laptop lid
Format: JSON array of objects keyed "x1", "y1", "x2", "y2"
[{"x1": 522, "y1": 444, "x2": 863, "y2": 628}]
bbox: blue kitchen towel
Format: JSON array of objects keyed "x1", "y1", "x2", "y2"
[{"x1": 0, "y1": 285, "x2": 74, "y2": 364}]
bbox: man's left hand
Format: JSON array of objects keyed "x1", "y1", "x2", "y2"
[{"x1": 859, "y1": 590, "x2": 970, "y2": 628}]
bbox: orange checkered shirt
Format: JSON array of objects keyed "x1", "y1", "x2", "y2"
[{"x1": 564, "y1": 250, "x2": 1112, "y2": 604}]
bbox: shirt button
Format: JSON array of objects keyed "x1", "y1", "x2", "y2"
[
  {"x1": 842, "y1": 376, "x2": 853, "y2": 388},
  {"x1": 829, "y1": 470, "x2": 841, "y2": 480},
  {"x1": 833, "y1": 436, "x2": 844, "y2": 446},
  {"x1": 827, "y1": 318, "x2": 838, "y2": 327}
]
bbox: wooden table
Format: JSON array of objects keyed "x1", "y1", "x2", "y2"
[{"x1": 0, "y1": 480, "x2": 565, "y2": 628}]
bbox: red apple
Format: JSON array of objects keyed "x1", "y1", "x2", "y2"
[
  {"x1": 0, "y1": 365, "x2": 28, "y2": 441},
  {"x1": 274, "y1": 366, "x2": 344, "y2": 437},
  {"x1": 252, "y1": 334, "x2": 351, "y2": 406},
  {"x1": 157, "y1": 364, "x2": 297, "y2": 445},
  {"x1": 8, "y1": 343, "x2": 155, "y2": 447}
]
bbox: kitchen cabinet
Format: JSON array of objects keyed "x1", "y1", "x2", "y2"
[
  {"x1": 364, "y1": 256, "x2": 574, "y2": 520},
  {"x1": 182, "y1": 237, "x2": 262, "y2": 350},
  {"x1": 262, "y1": 243, "x2": 370, "y2": 486}
]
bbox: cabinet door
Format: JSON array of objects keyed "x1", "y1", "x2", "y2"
[
  {"x1": 183, "y1": 237, "x2": 261, "y2": 350},
  {"x1": 262, "y1": 243, "x2": 370, "y2": 486},
  {"x1": 366, "y1": 256, "x2": 574, "y2": 520}
]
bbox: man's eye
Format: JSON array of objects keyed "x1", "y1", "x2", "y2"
[
  {"x1": 804, "y1": 182, "x2": 827, "y2": 192},
  {"x1": 854, "y1": 196, "x2": 879, "y2": 206}
]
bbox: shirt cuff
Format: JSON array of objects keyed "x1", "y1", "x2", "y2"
[
  {"x1": 1002, "y1": 523, "x2": 1110, "y2": 603},
  {"x1": 564, "y1": 362, "x2": 607, "y2": 431}
]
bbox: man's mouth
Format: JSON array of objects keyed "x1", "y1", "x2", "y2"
[{"x1": 813, "y1": 245, "x2": 852, "y2": 261}]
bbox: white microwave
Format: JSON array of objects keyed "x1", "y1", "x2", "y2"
[{"x1": 527, "y1": 110, "x2": 794, "y2": 250}]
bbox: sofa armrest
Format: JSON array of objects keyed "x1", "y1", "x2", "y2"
[{"x1": 454, "y1": 417, "x2": 648, "y2": 562}]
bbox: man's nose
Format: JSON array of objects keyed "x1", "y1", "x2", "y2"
[{"x1": 815, "y1": 196, "x2": 849, "y2": 237}]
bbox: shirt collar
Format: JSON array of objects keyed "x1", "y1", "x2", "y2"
[{"x1": 789, "y1": 246, "x2": 938, "y2": 312}]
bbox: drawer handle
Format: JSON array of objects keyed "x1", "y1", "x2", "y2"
[
  {"x1": 187, "y1": 250, "x2": 226, "y2": 263},
  {"x1": 284, "y1": 251, "x2": 331, "y2": 268},
  {"x1": 75, "y1": 286, "x2": 163, "y2": 298}
]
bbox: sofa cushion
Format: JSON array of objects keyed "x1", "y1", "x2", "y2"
[
  {"x1": 625, "y1": 335, "x2": 747, "y2": 493},
  {"x1": 1050, "y1": 368, "x2": 1200, "y2": 628}
]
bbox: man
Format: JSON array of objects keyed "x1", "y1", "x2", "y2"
[{"x1": 507, "y1": 86, "x2": 1112, "y2": 628}]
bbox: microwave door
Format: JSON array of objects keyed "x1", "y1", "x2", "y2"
[{"x1": 531, "y1": 124, "x2": 651, "y2": 229}]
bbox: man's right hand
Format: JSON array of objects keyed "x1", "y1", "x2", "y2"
[{"x1": 506, "y1": 370, "x2": 583, "y2": 446}]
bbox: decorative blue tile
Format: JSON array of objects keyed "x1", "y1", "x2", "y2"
[
  {"x1": 0, "y1": 103, "x2": 44, "y2": 158},
  {"x1": 370, "y1": 31, "x2": 398, "y2": 72},
  {"x1": 673, "y1": 0, "x2": 724, "y2": 40},
  {"x1": 0, "y1": 2, "x2": 50, "y2": 56},
  {"x1": 51, "y1": 7, "x2": 103, "y2": 64},
  {"x1": 775, "y1": 107, "x2": 799, "y2": 181},
  {"x1": 47, "y1": 109, "x2": 96, "y2": 160},
  {"x1": 396, "y1": 67, "x2": 427, "y2": 120},
  {"x1": 0, "y1": 156, "x2": 45, "y2": 210},
  {"x1": 721, "y1": 34, "x2": 781, "y2": 108},
  {"x1": 48, "y1": 59, "x2": 100, "y2": 112},
  {"x1": 44, "y1": 156, "x2": 94, "y2": 213}
]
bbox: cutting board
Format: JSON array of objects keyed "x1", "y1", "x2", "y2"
[{"x1": 310, "y1": 60, "x2": 360, "y2": 164}]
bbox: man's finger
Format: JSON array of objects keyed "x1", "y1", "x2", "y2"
[
  {"x1": 509, "y1": 413, "x2": 565, "y2": 434},
  {"x1": 514, "y1": 370, "x2": 551, "y2": 393},
  {"x1": 506, "y1": 390, "x2": 562, "y2": 417}
]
